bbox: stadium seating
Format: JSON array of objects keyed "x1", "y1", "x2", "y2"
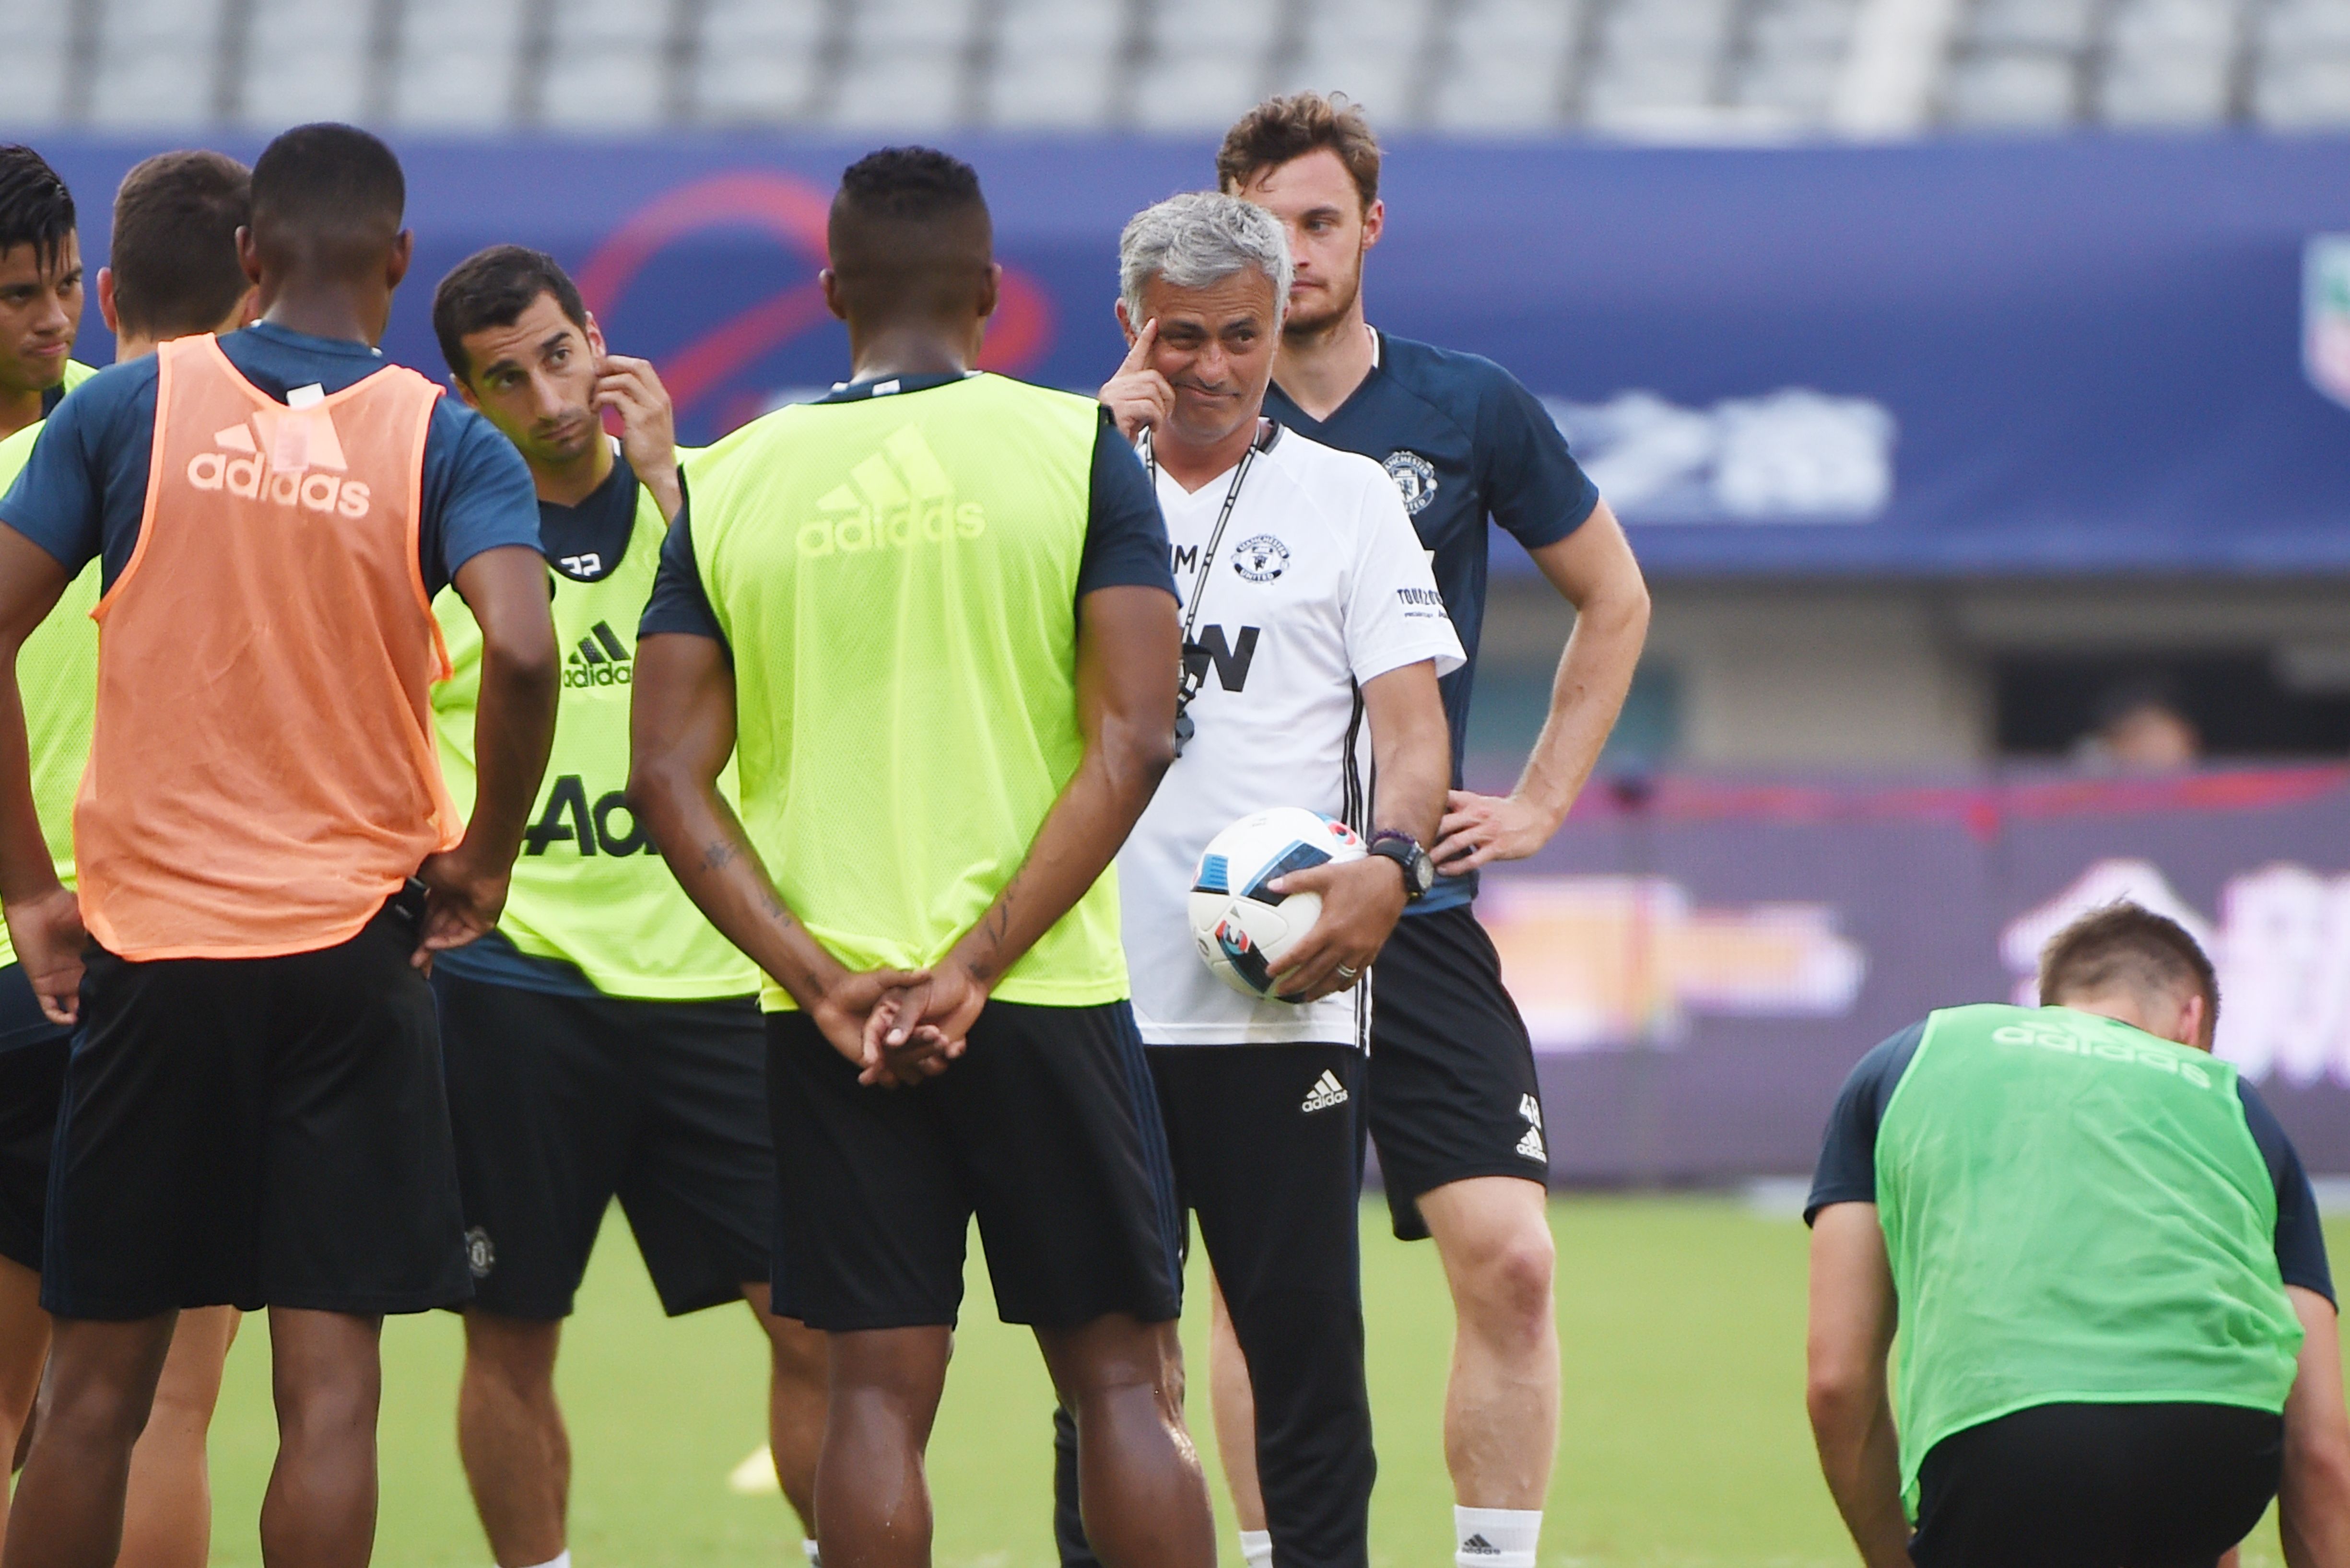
[{"x1": 3, "y1": 0, "x2": 2350, "y2": 134}]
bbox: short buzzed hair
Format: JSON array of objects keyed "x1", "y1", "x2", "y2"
[
  {"x1": 828, "y1": 146, "x2": 993, "y2": 324},
  {"x1": 1119, "y1": 193, "x2": 1292, "y2": 326},
  {"x1": 110, "y1": 151, "x2": 250, "y2": 340},
  {"x1": 432, "y1": 245, "x2": 587, "y2": 381},
  {"x1": 250, "y1": 124, "x2": 404, "y2": 261},
  {"x1": 2038, "y1": 902, "x2": 2220, "y2": 1042},
  {"x1": 0, "y1": 145, "x2": 75, "y2": 271},
  {"x1": 1217, "y1": 92, "x2": 1382, "y2": 210}
]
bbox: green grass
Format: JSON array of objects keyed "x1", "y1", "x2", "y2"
[{"x1": 194, "y1": 1198, "x2": 2340, "y2": 1568}]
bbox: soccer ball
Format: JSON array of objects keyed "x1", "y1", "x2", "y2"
[{"x1": 1188, "y1": 807, "x2": 1366, "y2": 1001}]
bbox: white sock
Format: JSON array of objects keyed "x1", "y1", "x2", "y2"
[
  {"x1": 516, "y1": 1554, "x2": 570, "y2": 1568},
  {"x1": 802, "y1": 1542, "x2": 821, "y2": 1568},
  {"x1": 1238, "y1": 1530, "x2": 1272, "y2": 1568},
  {"x1": 1455, "y1": 1507, "x2": 1540, "y2": 1568}
]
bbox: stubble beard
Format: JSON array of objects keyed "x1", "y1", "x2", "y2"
[{"x1": 1281, "y1": 257, "x2": 1364, "y2": 348}]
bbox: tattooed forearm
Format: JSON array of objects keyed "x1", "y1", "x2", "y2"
[{"x1": 700, "y1": 839, "x2": 739, "y2": 873}]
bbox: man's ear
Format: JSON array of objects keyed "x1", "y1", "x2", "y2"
[
  {"x1": 583, "y1": 310, "x2": 608, "y2": 359},
  {"x1": 977, "y1": 261, "x2": 1000, "y2": 322},
  {"x1": 96, "y1": 267, "x2": 119, "y2": 336},
  {"x1": 385, "y1": 229, "x2": 414, "y2": 291},
  {"x1": 1361, "y1": 197, "x2": 1386, "y2": 252},
  {"x1": 449, "y1": 372, "x2": 482, "y2": 411},
  {"x1": 2184, "y1": 992, "x2": 2213, "y2": 1053},
  {"x1": 1115, "y1": 296, "x2": 1136, "y2": 346},
  {"x1": 235, "y1": 226, "x2": 261, "y2": 287},
  {"x1": 819, "y1": 268, "x2": 847, "y2": 323}
]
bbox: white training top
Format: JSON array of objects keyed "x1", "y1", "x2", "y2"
[{"x1": 1119, "y1": 423, "x2": 1465, "y2": 1048}]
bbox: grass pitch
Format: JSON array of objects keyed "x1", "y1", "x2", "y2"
[{"x1": 197, "y1": 1197, "x2": 2335, "y2": 1568}]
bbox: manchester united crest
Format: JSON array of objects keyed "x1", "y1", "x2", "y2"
[{"x1": 1384, "y1": 449, "x2": 1437, "y2": 515}]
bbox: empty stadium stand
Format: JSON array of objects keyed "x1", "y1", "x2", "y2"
[{"x1": 0, "y1": 0, "x2": 2346, "y2": 136}]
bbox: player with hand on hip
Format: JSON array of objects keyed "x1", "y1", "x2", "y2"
[
  {"x1": 1055, "y1": 191, "x2": 1457, "y2": 1568},
  {"x1": 0, "y1": 122, "x2": 557, "y2": 1568},
  {"x1": 629, "y1": 146, "x2": 1212, "y2": 1568},
  {"x1": 427, "y1": 245, "x2": 827, "y2": 1568},
  {"x1": 0, "y1": 148, "x2": 257, "y2": 1568},
  {"x1": 1118, "y1": 93, "x2": 1648, "y2": 1568}
]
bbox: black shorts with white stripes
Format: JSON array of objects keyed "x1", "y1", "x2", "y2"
[{"x1": 1366, "y1": 902, "x2": 1549, "y2": 1241}]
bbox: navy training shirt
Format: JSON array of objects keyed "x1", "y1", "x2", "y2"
[
  {"x1": 0, "y1": 322, "x2": 540, "y2": 595},
  {"x1": 1806, "y1": 1019, "x2": 2335, "y2": 1302},
  {"x1": 1264, "y1": 329, "x2": 1600, "y2": 913},
  {"x1": 641, "y1": 374, "x2": 1174, "y2": 649}
]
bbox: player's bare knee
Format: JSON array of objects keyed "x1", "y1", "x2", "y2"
[{"x1": 1465, "y1": 1226, "x2": 1555, "y2": 1334}]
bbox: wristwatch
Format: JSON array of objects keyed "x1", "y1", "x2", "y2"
[{"x1": 1368, "y1": 831, "x2": 1436, "y2": 902}]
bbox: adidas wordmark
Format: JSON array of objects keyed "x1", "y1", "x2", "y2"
[{"x1": 1300, "y1": 1070, "x2": 1350, "y2": 1113}]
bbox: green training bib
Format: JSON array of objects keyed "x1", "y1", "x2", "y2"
[
  {"x1": 433, "y1": 464, "x2": 757, "y2": 999},
  {"x1": 1876, "y1": 1002, "x2": 2303, "y2": 1519},
  {"x1": 0, "y1": 369, "x2": 101, "y2": 972},
  {"x1": 687, "y1": 374, "x2": 1128, "y2": 1013}
]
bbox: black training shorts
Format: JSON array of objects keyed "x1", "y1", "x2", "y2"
[
  {"x1": 764, "y1": 999, "x2": 1183, "y2": 1333},
  {"x1": 0, "y1": 960, "x2": 70, "y2": 1270},
  {"x1": 435, "y1": 972, "x2": 773, "y2": 1319},
  {"x1": 1910, "y1": 1400, "x2": 2282, "y2": 1568},
  {"x1": 41, "y1": 896, "x2": 471, "y2": 1320},
  {"x1": 1366, "y1": 903, "x2": 1549, "y2": 1240}
]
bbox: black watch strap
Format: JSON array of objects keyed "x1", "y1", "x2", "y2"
[{"x1": 1368, "y1": 831, "x2": 1434, "y2": 901}]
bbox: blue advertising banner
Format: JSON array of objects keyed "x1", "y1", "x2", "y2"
[{"x1": 27, "y1": 133, "x2": 2350, "y2": 577}]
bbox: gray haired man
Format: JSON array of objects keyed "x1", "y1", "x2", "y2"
[{"x1": 1056, "y1": 191, "x2": 1460, "y2": 1568}]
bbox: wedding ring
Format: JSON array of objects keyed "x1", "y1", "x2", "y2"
[{"x1": 1335, "y1": 964, "x2": 1360, "y2": 980}]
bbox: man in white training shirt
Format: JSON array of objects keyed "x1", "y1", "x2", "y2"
[{"x1": 1058, "y1": 192, "x2": 1458, "y2": 1568}]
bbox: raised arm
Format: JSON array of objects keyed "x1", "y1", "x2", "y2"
[
  {"x1": 0, "y1": 527, "x2": 75, "y2": 1021},
  {"x1": 1436, "y1": 501, "x2": 1648, "y2": 874},
  {"x1": 880, "y1": 583, "x2": 1178, "y2": 1049},
  {"x1": 1265, "y1": 659, "x2": 1449, "y2": 1003},
  {"x1": 416, "y1": 543, "x2": 558, "y2": 960},
  {"x1": 628, "y1": 629, "x2": 928, "y2": 1078},
  {"x1": 2281, "y1": 1286, "x2": 2350, "y2": 1568},
  {"x1": 1806, "y1": 1202, "x2": 1911, "y2": 1568}
]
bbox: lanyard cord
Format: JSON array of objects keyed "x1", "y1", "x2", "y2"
[
  {"x1": 1144, "y1": 422, "x2": 1264, "y2": 647},
  {"x1": 1144, "y1": 422, "x2": 1268, "y2": 757}
]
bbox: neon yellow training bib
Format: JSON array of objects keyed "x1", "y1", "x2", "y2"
[
  {"x1": 0, "y1": 359, "x2": 103, "y2": 971},
  {"x1": 687, "y1": 374, "x2": 1129, "y2": 1013},
  {"x1": 433, "y1": 461, "x2": 757, "y2": 1000}
]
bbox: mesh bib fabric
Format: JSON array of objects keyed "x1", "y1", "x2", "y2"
[
  {"x1": 687, "y1": 374, "x2": 1128, "y2": 1012},
  {"x1": 1876, "y1": 1002, "x2": 2303, "y2": 1518}
]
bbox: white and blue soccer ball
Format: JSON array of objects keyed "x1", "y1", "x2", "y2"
[{"x1": 1188, "y1": 807, "x2": 1366, "y2": 1001}]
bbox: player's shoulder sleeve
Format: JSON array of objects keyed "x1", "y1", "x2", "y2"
[
  {"x1": 0, "y1": 357, "x2": 153, "y2": 575},
  {"x1": 1077, "y1": 409, "x2": 1174, "y2": 602},
  {"x1": 421, "y1": 399, "x2": 543, "y2": 595},
  {"x1": 1805, "y1": 1020, "x2": 1929, "y2": 1225},
  {"x1": 1325, "y1": 441, "x2": 1465, "y2": 683},
  {"x1": 1419, "y1": 342, "x2": 1599, "y2": 553},
  {"x1": 639, "y1": 492, "x2": 728, "y2": 655},
  {"x1": 2237, "y1": 1077, "x2": 2335, "y2": 1303}
]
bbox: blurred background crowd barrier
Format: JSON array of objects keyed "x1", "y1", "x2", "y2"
[{"x1": 17, "y1": 0, "x2": 2350, "y2": 1181}]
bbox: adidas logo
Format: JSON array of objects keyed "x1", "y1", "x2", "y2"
[
  {"x1": 1459, "y1": 1536, "x2": 1502, "y2": 1557},
  {"x1": 797, "y1": 427, "x2": 987, "y2": 558},
  {"x1": 182, "y1": 402, "x2": 372, "y2": 517},
  {"x1": 1300, "y1": 1069, "x2": 1349, "y2": 1113},
  {"x1": 1516, "y1": 1125, "x2": 1548, "y2": 1163},
  {"x1": 564, "y1": 620, "x2": 633, "y2": 689}
]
